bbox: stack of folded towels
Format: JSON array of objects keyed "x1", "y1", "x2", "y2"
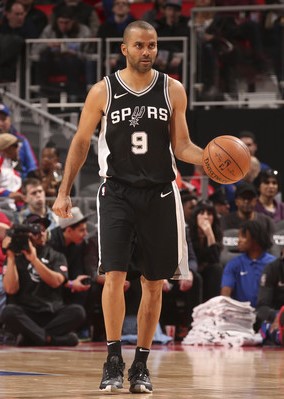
[{"x1": 182, "y1": 295, "x2": 263, "y2": 347}]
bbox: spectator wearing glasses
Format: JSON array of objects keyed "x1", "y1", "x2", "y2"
[{"x1": 255, "y1": 169, "x2": 284, "y2": 223}]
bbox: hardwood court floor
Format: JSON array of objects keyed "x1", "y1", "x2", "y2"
[{"x1": 0, "y1": 342, "x2": 284, "y2": 398}]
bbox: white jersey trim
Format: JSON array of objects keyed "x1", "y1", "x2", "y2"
[{"x1": 115, "y1": 69, "x2": 159, "y2": 96}]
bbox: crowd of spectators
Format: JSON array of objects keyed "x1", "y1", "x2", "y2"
[
  {"x1": 1, "y1": 0, "x2": 283, "y2": 101},
  {"x1": 1, "y1": 1, "x2": 284, "y2": 347}
]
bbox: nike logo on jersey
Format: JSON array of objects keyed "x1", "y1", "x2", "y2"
[
  {"x1": 240, "y1": 271, "x2": 248, "y2": 276},
  {"x1": 161, "y1": 191, "x2": 172, "y2": 198},
  {"x1": 114, "y1": 92, "x2": 128, "y2": 99}
]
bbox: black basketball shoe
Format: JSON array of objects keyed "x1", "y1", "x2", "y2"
[
  {"x1": 99, "y1": 355, "x2": 125, "y2": 392},
  {"x1": 128, "y1": 362, "x2": 153, "y2": 393}
]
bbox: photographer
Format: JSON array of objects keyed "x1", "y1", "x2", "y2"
[{"x1": 1, "y1": 214, "x2": 85, "y2": 346}]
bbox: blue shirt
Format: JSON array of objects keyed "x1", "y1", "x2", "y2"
[{"x1": 221, "y1": 252, "x2": 276, "y2": 307}]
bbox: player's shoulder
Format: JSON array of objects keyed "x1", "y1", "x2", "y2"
[
  {"x1": 168, "y1": 75, "x2": 185, "y2": 91},
  {"x1": 85, "y1": 79, "x2": 107, "y2": 108},
  {"x1": 168, "y1": 76, "x2": 187, "y2": 103}
]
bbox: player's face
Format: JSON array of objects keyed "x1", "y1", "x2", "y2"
[{"x1": 122, "y1": 28, "x2": 158, "y2": 73}]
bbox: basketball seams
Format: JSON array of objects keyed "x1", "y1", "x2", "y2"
[
  {"x1": 208, "y1": 141, "x2": 242, "y2": 183},
  {"x1": 212, "y1": 140, "x2": 246, "y2": 177},
  {"x1": 202, "y1": 135, "x2": 251, "y2": 184},
  {"x1": 213, "y1": 135, "x2": 251, "y2": 160}
]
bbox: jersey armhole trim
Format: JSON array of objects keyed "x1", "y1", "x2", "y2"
[{"x1": 104, "y1": 76, "x2": 112, "y2": 115}]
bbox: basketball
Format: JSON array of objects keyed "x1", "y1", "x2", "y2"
[{"x1": 202, "y1": 135, "x2": 251, "y2": 184}]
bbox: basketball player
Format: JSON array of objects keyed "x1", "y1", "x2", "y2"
[{"x1": 52, "y1": 20, "x2": 203, "y2": 393}]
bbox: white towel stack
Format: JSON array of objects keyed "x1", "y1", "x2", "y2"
[{"x1": 182, "y1": 296, "x2": 263, "y2": 347}]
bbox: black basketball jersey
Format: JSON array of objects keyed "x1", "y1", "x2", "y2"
[{"x1": 98, "y1": 70, "x2": 177, "y2": 187}]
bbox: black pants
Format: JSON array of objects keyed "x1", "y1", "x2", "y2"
[{"x1": 1, "y1": 304, "x2": 85, "y2": 346}]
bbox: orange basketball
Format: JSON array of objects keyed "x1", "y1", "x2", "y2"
[{"x1": 202, "y1": 135, "x2": 251, "y2": 184}]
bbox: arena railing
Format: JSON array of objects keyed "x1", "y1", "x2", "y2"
[
  {"x1": 105, "y1": 36, "x2": 189, "y2": 90},
  {"x1": 189, "y1": 3, "x2": 284, "y2": 109},
  {"x1": 25, "y1": 38, "x2": 102, "y2": 109}
]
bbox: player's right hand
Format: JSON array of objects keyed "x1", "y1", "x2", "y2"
[{"x1": 52, "y1": 195, "x2": 73, "y2": 218}]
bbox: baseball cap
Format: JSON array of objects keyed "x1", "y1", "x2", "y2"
[
  {"x1": 0, "y1": 133, "x2": 18, "y2": 151},
  {"x1": 235, "y1": 182, "x2": 257, "y2": 198},
  {"x1": 24, "y1": 214, "x2": 51, "y2": 229},
  {"x1": 165, "y1": 0, "x2": 182, "y2": 9},
  {"x1": 209, "y1": 190, "x2": 228, "y2": 205},
  {"x1": 0, "y1": 104, "x2": 11, "y2": 116},
  {"x1": 58, "y1": 207, "x2": 87, "y2": 229}
]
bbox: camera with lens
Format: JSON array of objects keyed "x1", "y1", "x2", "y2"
[{"x1": 6, "y1": 223, "x2": 41, "y2": 255}]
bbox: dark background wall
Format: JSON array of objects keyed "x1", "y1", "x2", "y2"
[{"x1": 177, "y1": 108, "x2": 284, "y2": 193}]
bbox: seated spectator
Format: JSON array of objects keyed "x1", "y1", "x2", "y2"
[
  {"x1": 1, "y1": 213, "x2": 85, "y2": 346},
  {"x1": 222, "y1": 154, "x2": 261, "y2": 213},
  {"x1": 238, "y1": 130, "x2": 270, "y2": 172},
  {"x1": 0, "y1": 104, "x2": 38, "y2": 179},
  {"x1": 0, "y1": 133, "x2": 25, "y2": 210},
  {"x1": 255, "y1": 169, "x2": 284, "y2": 223},
  {"x1": 14, "y1": 177, "x2": 59, "y2": 231},
  {"x1": 244, "y1": 155, "x2": 261, "y2": 184},
  {"x1": 155, "y1": 0, "x2": 190, "y2": 80},
  {"x1": 0, "y1": 1, "x2": 38, "y2": 81},
  {"x1": 220, "y1": 182, "x2": 275, "y2": 238},
  {"x1": 141, "y1": 0, "x2": 166, "y2": 29},
  {"x1": 0, "y1": 212, "x2": 12, "y2": 318},
  {"x1": 97, "y1": 0, "x2": 135, "y2": 75},
  {"x1": 221, "y1": 220, "x2": 276, "y2": 308},
  {"x1": 161, "y1": 226, "x2": 202, "y2": 339},
  {"x1": 256, "y1": 250, "x2": 284, "y2": 346},
  {"x1": 188, "y1": 0, "x2": 234, "y2": 100},
  {"x1": 33, "y1": 5, "x2": 92, "y2": 102},
  {"x1": 49, "y1": 207, "x2": 95, "y2": 340},
  {"x1": 17, "y1": 0, "x2": 48, "y2": 36},
  {"x1": 29, "y1": 141, "x2": 71, "y2": 200},
  {"x1": 209, "y1": 188, "x2": 230, "y2": 218},
  {"x1": 189, "y1": 199, "x2": 223, "y2": 301},
  {"x1": 51, "y1": 0, "x2": 100, "y2": 37},
  {"x1": 181, "y1": 191, "x2": 198, "y2": 224},
  {"x1": 214, "y1": 0, "x2": 268, "y2": 92}
]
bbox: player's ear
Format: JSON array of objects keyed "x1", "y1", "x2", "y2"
[{"x1": 121, "y1": 43, "x2": 127, "y2": 56}]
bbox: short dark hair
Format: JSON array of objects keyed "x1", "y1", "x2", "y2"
[
  {"x1": 238, "y1": 131, "x2": 256, "y2": 143},
  {"x1": 239, "y1": 220, "x2": 272, "y2": 251},
  {"x1": 44, "y1": 140, "x2": 60, "y2": 158},
  {"x1": 255, "y1": 169, "x2": 280, "y2": 189},
  {"x1": 123, "y1": 20, "x2": 157, "y2": 43},
  {"x1": 22, "y1": 177, "x2": 43, "y2": 195}
]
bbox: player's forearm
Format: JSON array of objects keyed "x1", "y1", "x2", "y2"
[
  {"x1": 174, "y1": 141, "x2": 203, "y2": 165},
  {"x1": 58, "y1": 137, "x2": 90, "y2": 196}
]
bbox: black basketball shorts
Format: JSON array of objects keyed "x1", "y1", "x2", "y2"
[{"x1": 97, "y1": 179, "x2": 189, "y2": 281}]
